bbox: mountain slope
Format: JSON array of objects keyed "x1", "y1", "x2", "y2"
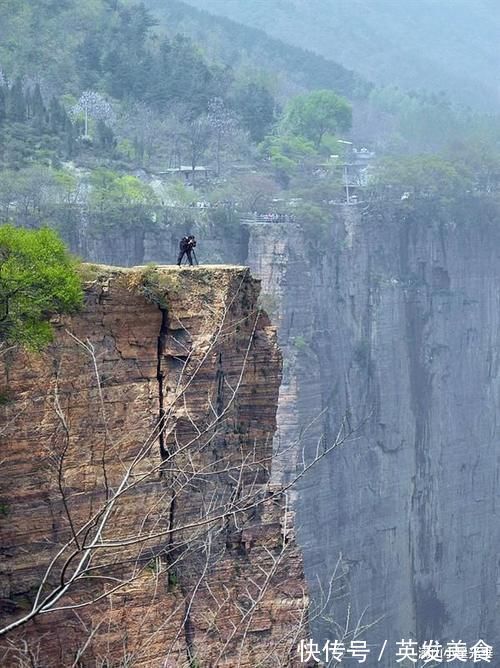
[
  {"x1": 172, "y1": 0, "x2": 500, "y2": 109},
  {"x1": 142, "y1": 0, "x2": 371, "y2": 99}
]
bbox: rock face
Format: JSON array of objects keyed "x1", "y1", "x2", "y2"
[
  {"x1": 245, "y1": 223, "x2": 324, "y2": 492},
  {"x1": 63, "y1": 210, "x2": 247, "y2": 268},
  {"x1": 0, "y1": 266, "x2": 308, "y2": 667},
  {"x1": 15, "y1": 206, "x2": 500, "y2": 667},
  {"x1": 245, "y1": 205, "x2": 500, "y2": 662}
]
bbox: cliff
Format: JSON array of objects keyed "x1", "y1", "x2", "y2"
[
  {"x1": 245, "y1": 204, "x2": 500, "y2": 661},
  {"x1": 14, "y1": 197, "x2": 500, "y2": 663},
  {"x1": 0, "y1": 265, "x2": 308, "y2": 667}
]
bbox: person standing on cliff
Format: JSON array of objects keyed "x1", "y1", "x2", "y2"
[{"x1": 177, "y1": 235, "x2": 196, "y2": 266}]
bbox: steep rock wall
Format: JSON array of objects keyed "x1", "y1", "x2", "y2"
[
  {"x1": 0, "y1": 266, "x2": 308, "y2": 667},
  {"x1": 245, "y1": 222, "x2": 323, "y2": 490},
  {"x1": 62, "y1": 209, "x2": 247, "y2": 267},
  {"x1": 25, "y1": 199, "x2": 500, "y2": 661},
  {"x1": 245, "y1": 204, "x2": 500, "y2": 661}
]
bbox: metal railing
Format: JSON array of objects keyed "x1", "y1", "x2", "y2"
[{"x1": 240, "y1": 213, "x2": 296, "y2": 224}]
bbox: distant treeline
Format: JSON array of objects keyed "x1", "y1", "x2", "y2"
[{"x1": 147, "y1": 0, "x2": 372, "y2": 100}]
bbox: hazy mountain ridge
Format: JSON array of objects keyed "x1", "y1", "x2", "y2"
[
  {"x1": 176, "y1": 0, "x2": 500, "y2": 109},
  {"x1": 143, "y1": 0, "x2": 371, "y2": 100}
]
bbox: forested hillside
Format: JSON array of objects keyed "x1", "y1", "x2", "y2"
[
  {"x1": 145, "y1": 0, "x2": 370, "y2": 100},
  {"x1": 0, "y1": 0, "x2": 229, "y2": 115},
  {"x1": 1, "y1": 0, "x2": 500, "y2": 254},
  {"x1": 0, "y1": 0, "x2": 358, "y2": 245},
  {"x1": 177, "y1": 0, "x2": 500, "y2": 110}
]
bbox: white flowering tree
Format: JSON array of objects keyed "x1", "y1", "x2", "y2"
[{"x1": 71, "y1": 90, "x2": 113, "y2": 138}]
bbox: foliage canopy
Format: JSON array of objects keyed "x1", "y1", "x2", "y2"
[
  {"x1": 370, "y1": 155, "x2": 473, "y2": 201},
  {"x1": 282, "y1": 89, "x2": 352, "y2": 148},
  {"x1": 0, "y1": 225, "x2": 83, "y2": 349}
]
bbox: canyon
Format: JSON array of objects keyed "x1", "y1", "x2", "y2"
[{"x1": 2, "y1": 195, "x2": 500, "y2": 665}]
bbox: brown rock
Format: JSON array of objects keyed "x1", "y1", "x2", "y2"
[{"x1": 0, "y1": 265, "x2": 309, "y2": 667}]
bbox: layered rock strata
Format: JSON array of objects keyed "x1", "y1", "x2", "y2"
[{"x1": 0, "y1": 265, "x2": 308, "y2": 667}]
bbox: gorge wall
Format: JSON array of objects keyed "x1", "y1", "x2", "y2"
[
  {"x1": 244, "y1": 202, "x2": 500, "y2": 661},
  {"x1": 0, "y1": 266, "x2": 308, "y2": 666},
  {"x1": 25, "y1": 197, "x2": 500, "y2": 663}
]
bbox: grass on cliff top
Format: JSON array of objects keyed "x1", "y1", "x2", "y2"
[{"x1": 118, "y1": 263, "x2": 249, "y2": 308}]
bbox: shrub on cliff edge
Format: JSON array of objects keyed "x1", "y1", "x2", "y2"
[{"x1": 0, "y1": 225, "x2": 83, "y2": 350}]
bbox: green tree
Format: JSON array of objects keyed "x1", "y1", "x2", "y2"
[
  {"x1": 446, "y1": 139, "x2": 500, "y2": 193},
  {"x1": 367, "y1": 154, "x2": 477, "y2": 229},
  {"x1": 232, "y1": 82, "x2": 275, "y2": 143},
  {"x1": 149, "y1": 35, "x2": 226, "y2": 116},
  {"x1": 283, "y1": 89, "x2": 352, "y2": 148},
  {"x1": 89, "y1": 169, "x2": 159, "y2": 228},
  {"x1": 96, "y1": 119, "x2": 116, "y2": 151},
  {"x1": 260, "y1": 134, "x2": 315, "y2": 186},
  {"x1": 0, "y1": 225, "x2": 83, "y2": 349},
  {"x1": 370, "y1": 155, "x2": 472, "y2": 200},
  {"x1": 7, "y1": 77, "x2": 26, "y2": 122},
  {"x1": 30, "y1": 83, "x2": 46, "y2": 132},
  {"x1": 0, "y1": 85, "x2": 6, "y2": 125},
  {"x1": 90, "y1": 170, "x2": 158, "y2": 209}
]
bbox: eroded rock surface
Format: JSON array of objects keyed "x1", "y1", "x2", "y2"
[
  {"x1": 246, "y1": 207, "x2": 500, "y2": 662},
  {"x1": 0, "y1": 265, "x2": 308, "y2": 667}
]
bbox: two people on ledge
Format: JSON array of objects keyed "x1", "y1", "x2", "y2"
[{"x1": 177, "y1": 235, "x2": 198, "y2": 266}]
